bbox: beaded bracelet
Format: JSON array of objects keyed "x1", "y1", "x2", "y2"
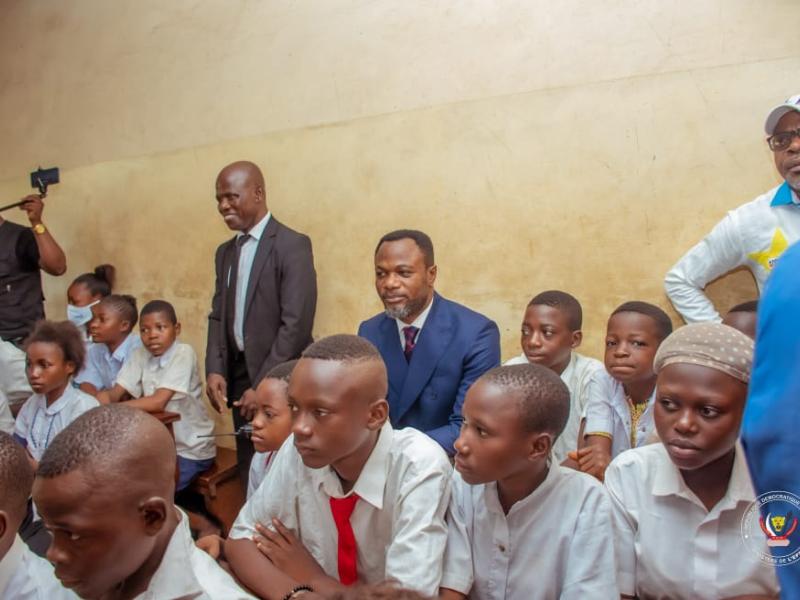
[{"x1": 281, "y1": 585, "x2": 314, "y2": 600}]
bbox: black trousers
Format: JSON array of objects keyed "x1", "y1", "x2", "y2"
[{"x1": 228, "y1": 351, "x2": 254, "y2": 492}]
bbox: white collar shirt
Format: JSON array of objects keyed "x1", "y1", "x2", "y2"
[
  {"x1": 233, "y1": 211, "x2": 271, "y2": 351},
  {"x1": 246, "y1": 450, "x2": 278, "y2": 500},
  {"x1": 230, "y1": 422, "x2": 452, "y2": 595},
  {"x1": 394, "y1": 295, "x2": 434, "y2": 350},
  {"x1": 0, "y1": 535, "x2": 78, "y2": 599},
  {"x1": 75, "y1": 332, "x2": 141, "y2": 390},
  {"x1": 441, "y1": 465, "x2": 618, "y2": 600},
  {"x1": 13, "y1": 385, "x2": 99, "y2": 461},
  {"x1": 605, "y1": 443, "x2": 780, "y2": 599}
]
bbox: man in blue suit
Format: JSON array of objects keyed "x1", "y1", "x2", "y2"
[{"x1": 358, "y1": 230, "x2": 500, "y2": 455}]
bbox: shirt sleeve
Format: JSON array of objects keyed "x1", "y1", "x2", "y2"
[
  {"x1": 439, "y1": 474, "x2": 475, "y2": 594},
  {"x1": 603, "y1": 460, "x2": 638, "y2": 596},
  {"x1": 13, "y1": 398, "x2": 34, "y2": 443},
  {"x1": 583, "y1": 370, "x2": 617, "y2": 438},
  {"x1": 116, "y1": 349, "x2": 144, "y2": 398},
  {"x1": 74, "y1": 346, "x2": 104, "y2": 388},
  {"x1": 155, "y1": 345, "x2": 196, "y2": 396},
  {"x1": 0, "y1": 390, "x2": 14, "y2": 434},
  {"x1": 664, "y1": 211, "x2": 745, "y2": 323},
  {"x1": 15, "y1": 228, "x2": 40, "y2": 271},
  {"x1": 561, "y1": 482, "x2": 620, "y2": 599},
  {"x1": 383, "y1": 455, "x2": 452, "y2": 595}
]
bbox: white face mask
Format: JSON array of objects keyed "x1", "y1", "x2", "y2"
[{"x1": 66, "y1": 301, "x2": 99, "y2": 327}]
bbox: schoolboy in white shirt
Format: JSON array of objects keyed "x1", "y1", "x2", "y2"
[
  {"x1": 504, "y1": 290, "x2": 602, "y2": 462},
  {"x1": 104, "y1": 300, "x2": 216, "y2": 491},
  {"x1": 0, "y1": 431, "x2": 77, "y2": 599},
  {"x1": 440, "y1": 364, "x2": 618, "y2": 600},
  {"x1": 226, "y1": 335, "x2": 452, "y2": 600}
]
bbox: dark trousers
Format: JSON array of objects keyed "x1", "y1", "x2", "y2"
[{"x1": 228, "y1": 351, "x2": 254, "y2": 492}]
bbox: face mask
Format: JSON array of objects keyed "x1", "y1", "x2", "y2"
[{"x1": 67, "y1": 301, "x2": 98, "y2": 327}]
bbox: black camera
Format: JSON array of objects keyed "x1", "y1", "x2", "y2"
[{"x1": 30, "y1": 167, "x2": 59, "y2": 195}]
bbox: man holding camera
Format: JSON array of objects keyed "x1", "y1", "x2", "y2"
[{"x1": 0, "y1": 194, "x2": 67, "y2": 405}]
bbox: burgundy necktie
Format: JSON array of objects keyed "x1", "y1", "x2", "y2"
[
  {"x1": 329, "y1": 494, "x2": 360, "y2": 585},
  {"x1": 402, "y1": 326, "x2": 419, "y2": 362}
]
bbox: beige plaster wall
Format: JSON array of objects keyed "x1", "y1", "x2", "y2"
[{"x1": 1, "y1": 0, "x2": 798, "y2": 432}]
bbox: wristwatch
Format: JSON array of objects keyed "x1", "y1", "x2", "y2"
[{"x1": 32, "y1": 223, "x2": 46, "y2": 235}]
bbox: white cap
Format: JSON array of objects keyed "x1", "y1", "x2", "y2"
[{"x1": 765, "y1": 94, "x2": 800, "y2": 135}]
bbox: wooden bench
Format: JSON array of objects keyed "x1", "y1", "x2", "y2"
[{"x1": 191, "y1": 446, "x2": 245, "y2": 535}]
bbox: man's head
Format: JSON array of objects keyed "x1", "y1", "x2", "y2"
[
  {"x1": 520, "y1": 290, "x2": 583, "y2": 374},
  {"x1": 374, "y1": 230, "x2": 436, "y2": 323},
  {"x1": 33, "y1": 405, "x2": 177, "y2": 599},
  {"x1": 721, "y1": 300, "x2": 758, "y2": 340},
  {"x1": 0, "y1": 431, "x2": 35, "y2": 560},
  {"x1": 765, "y1": 95, "x2": 800, "y2": 193},
  {"x1": 454, "y1": 364, "x2": 570, "y2": 486},
  {"x1": 251, "y1": 360, "x2": 297, "y2": 453},
  {"x1": 604, "y1": 301, "x2": 672, "y2": 385},
  {"x1": 215, "y1": 161, "x2": 269, "y2": 232},
  {"x1": 288, "y1": 335, "x2": 388, "y2": 472},
  {"x1": 139, "y1": 300, "x2": 180, "y2": 357}
]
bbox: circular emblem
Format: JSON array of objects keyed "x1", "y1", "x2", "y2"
[{"x1": 741, "y1": 490, "x2": 800, "y2": 566}]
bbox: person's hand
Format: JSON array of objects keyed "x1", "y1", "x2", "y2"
[
  {"x1": 196, "y1": 534, "x2": 225, "y2": 561},
  {"x1": 569, "y1": 447, "x2": 611, "y2": 482},
  {"x1": 19, "y1": 194, "x2": 45, "y2": 226},
  {"x1": 96, "y1": 391, "x2": 112, "y2": 405},
  {"x1": 206, "y1": 373, "x2": 227, "y2": 414},
  {"x1": 234, "y1": 387, "x2": 258, "y2": 421},
  {"x1": 253, "y1": 519, "x2": 326, "y2": 583}
]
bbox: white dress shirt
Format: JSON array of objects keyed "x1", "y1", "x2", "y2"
[
  {"x1": 246, "y1": 450, "x2": 277, "y2": 499},
  {"x1": 665, "y1": 182, "x2": 800, "y2": 323},
  {"x1": 0, "y1": 388, "x2": 13, "y2": 434},
  {"x1": 230, "y1": 422, "x2": 452, "y2": 595},
  {"x1": 75, "y1": 332, "x2": 141, "y2": 390},
  {"x1": 394, "y1": 295, "x2": 434, "y2": 349},
  {"x1": 0, "y1": 535, "x2": 78, "y2": 599},
  {"x1": 133, "y1": 509, "x2": 255, "y2": 599},
  {"x1": 605, "y1": 443, "x2": 780, "y2": 599},
  {"x1": 14, "y1": 384, "x2": 99, "y2": 461},
  {"x1": 504, "y1": 352, "x2": 603, "y2": 462},
  {"x1": 441, "y1": 465, "x2": 618, "y2": 599},
  {"x1": 583, "y1": 369, "x2": 655, "y2": 459},
  {"x1": 117, "y1": 342, "x2": 215, "y2": 460},
  {"x1": 233, "y1": 212, "x2": 271, "y2": 352}
]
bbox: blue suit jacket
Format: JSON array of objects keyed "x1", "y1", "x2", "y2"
[{"x1": 358, "y1": 293, "x2": 500, "y2": 455}]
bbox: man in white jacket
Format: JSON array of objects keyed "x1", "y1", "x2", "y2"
[{"x1": 665, "y1": 94, "x2": 800, "y2": 323}]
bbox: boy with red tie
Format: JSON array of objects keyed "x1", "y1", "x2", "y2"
[{"x1": 226, "y1": 335, "x2": 452, "y2": 599}]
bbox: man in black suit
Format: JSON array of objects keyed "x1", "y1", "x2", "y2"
[{"x1": 206, "y1": 161, "x2": 317, "y2": 485}]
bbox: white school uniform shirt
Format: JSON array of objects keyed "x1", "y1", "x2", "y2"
[
  {"x1": 0, "y1": 388, "x2": 14, "y2": 433},
  {"x1": 246, "y1": 450, "x2": 277, "y2": 499},
  {"x1": 605, "y1": 443, "x2": 780, "y2": 599},
  {"x1": 232, "y1": 211, "x2": 271, "y2": 352},
  {"x1": 134, "y1": 509, "x2": 255, "y2": 599},
  {"x1": 230, "y1": 422, "x2": 452, "y2": 595},
  {"x1": 665, "y1": 182, "x2": 800, "y2": 323},
  {"x1": 504, "y1": 352, "x2": 603, "y2": 462},
  {"x1": 0, "y1": 535, "x2": 78, "y2": 599},
  {"x1": 583, "y1": 369, "x2": 655, "y2": 459},
  {"x1": 14, "y1": 384, "x2": 99, "y2": 461},
  {"x1": 75, "y1": 332, "x2": 141, "y2": 390},
  {"x1": 441, "y1": 465, "x2": 618, "y2": 600},
  {"x1": 116, "y1": 342, "x2": 215, "y2": 461}
]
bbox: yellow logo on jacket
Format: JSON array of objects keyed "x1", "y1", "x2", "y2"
[{"x1": 748, "y1": 228, "x2": 789, "y2": 272}]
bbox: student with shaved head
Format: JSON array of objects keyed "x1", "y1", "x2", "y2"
[
  {"x1": 206, "y1": 160, "x2": 317, "y2": 488},
  {"x1": 0, "y1": 431, "x2": 76, "y2": 599},
  {"x1": 226, "y1": 334, "x2": 452, "y2": 599},
  {"x1": 32, "y1": 405, "x2": 254, "y2": 599}
]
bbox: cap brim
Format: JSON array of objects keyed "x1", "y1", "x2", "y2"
[{"x1": 765, "y1": 105, "x2": 800, "y2": 135}]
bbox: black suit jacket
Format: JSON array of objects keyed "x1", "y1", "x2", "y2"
[{"x1": 205, "y1": 217, "x2": 317, "y2": 391}]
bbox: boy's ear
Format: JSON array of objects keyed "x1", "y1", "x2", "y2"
[
  {"x1": 426, "y1": 264, "x2": 437, "y2": 286},
  {"x1": 366, "y1": 399, "x2": 389, "y2": 431},
  {"x1": 527, "y1": 432, "x2": 553, "y2": 462},
  {"x1": 570, "y1": 330, "x2": 583, "y2": 350},
  {"x1": 174, "y1": 322, "x2": 182, "y2": 336},
  {"x1": 139, "y1": 497, "x2": 168, "y2": 536},
  {"x1": 0, "y1": 510, "x2": 8, "y2": 540}
]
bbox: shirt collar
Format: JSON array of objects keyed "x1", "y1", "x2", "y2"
[
  {"x1": 770, "y1": 181, "x2": 800, "y2": 206},
  {"x1": 140, "y1": 509, "x2": 204, "y2": 598},
  {"x1": 43, "y1": 384, "x2": 78, "y2": 416},
  {"x1": 652, "y1": 443, "x2": 754, "y2": 508},
  {"x1": 112, "y1": 332, "x2": 140, "y2": 362},
  {"x1": 483, "y1": 463, "x2": 560, "y2": 516},
  {"x1": 237, "y1": 211, "x2": 271, "y2": 242},
  {"x1": 0, "y1": 535, "x2": 25, "y2": 597},
  {"x1": 311, "y1": 421, "x2": 394, "y2": 510},
  {"x1": 149, "y1": 341, "x2": 178, "y2": 369},
  {"x1": 559, "y1": 353, "x2": 578, "y2": 382},
  {"x1": 395, "y1": 294, "x2": 435, "y2": 336}
]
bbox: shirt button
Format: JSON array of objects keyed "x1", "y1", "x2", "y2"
[{"x1": 498, "y1": 544, "x2": 506, "y2": 552}]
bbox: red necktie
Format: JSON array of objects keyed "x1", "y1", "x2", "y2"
[
  {"x1": 402, "y1": 326, "x2": 419, "y2": 362},
  {"x1": 329, "y1": 494, "x2": 360, "y2": 585}
]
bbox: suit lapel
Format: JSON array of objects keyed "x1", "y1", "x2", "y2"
[
  {"x1": 244, "y1": 217, "x2": 279, "y2": 321},
  {"x1": 394, "y1": 294, "x2": 454, "y2": 423}
]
